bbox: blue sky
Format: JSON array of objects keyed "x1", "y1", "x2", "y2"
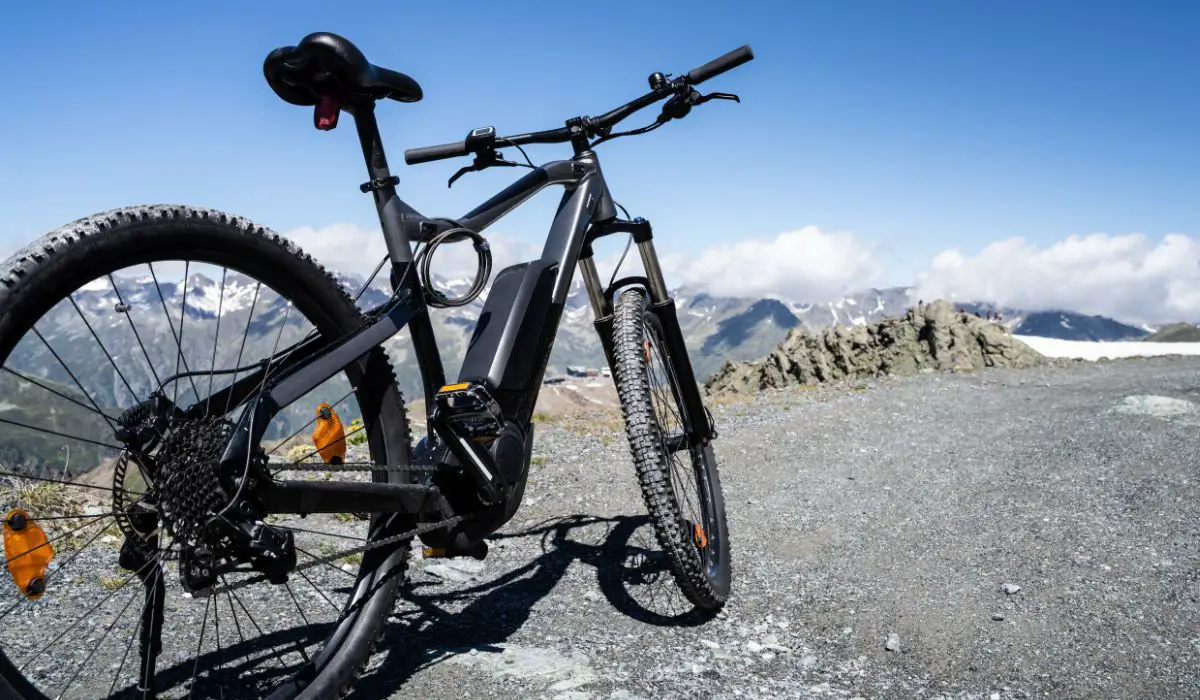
[{"x1": 2, "y1": 1, "x2": 1198, "y2": 318}]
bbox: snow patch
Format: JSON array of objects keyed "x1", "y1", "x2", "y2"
[
  {"x1": 1109, "y1": 395, "x2": 1196, "y2": 420},
  {"x1": 79, "y1": 277, "x2": 111, "y2": 292},
  {"x1": 1016, "y1": 336, "x2": 1200, "y2": 361}
]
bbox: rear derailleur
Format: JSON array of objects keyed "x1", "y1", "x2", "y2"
[
  {"x1": 113, "y1": 394, "x2": 297, "y2": 593},
  {"x1": 116, "y1": 478, "x2": 299, "y2": 594}
]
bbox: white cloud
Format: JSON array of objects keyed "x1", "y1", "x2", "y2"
[
  {"x1": 282, "y1": 221, "x2": 1200, "y2": 326},
  {"x1": 658, "y1": 226, "x2": 883, "y2": 301},
  {"x1": 911, "y1": 232, "x2": 1200, "y2": 325}
]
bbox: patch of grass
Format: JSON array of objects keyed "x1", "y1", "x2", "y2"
[
  {"x1": 530, "y1": 456, "x2": 548, "y2": 466},
  {"x1": 333, "y1": 512, "x2": 356, "y2": 523},
  {"x1": 285, "y1": 444, "x2": 319, "y2": 465},
  {"x1": 98, "y1": 574, "x2": 124, "y2": 591},
  {"x1": 704, "y1": 392, "x2": 754, "y2": 407},
  {"x1": 346, "y1": 418, "x2": 368, "y2": 447},
  {"x1": 7, "y1": 479, "x2": 80, "y2": 517},
  {"x1": 337, "y1": 552, "x2": 363, "y2": 567},
  {"x1": 531, "y1": 412, "x2": 556, "y2": 424}
]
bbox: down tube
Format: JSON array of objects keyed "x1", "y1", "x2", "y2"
[
  {"x1": 458, "y1": 174, "x2": 605, "y2": 423},
  {"x1": 522, "y1": 174, "x2": 606, "y2": 420}
]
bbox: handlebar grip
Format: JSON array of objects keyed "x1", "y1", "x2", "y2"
[
  {"x1": 404, "y1": 140, "x2": 469, "y2": 165},
  {"x1": 686, "y1": 45, "x2": 755, "y2": 85}
]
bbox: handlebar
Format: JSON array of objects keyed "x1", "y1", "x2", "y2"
[
  {"x1": 405, "y1": 140, "x2": 469, "y2": 165},
  {"x1": 686, "y1": 45, "x2": 755, "y2": 85},
  {"x1": 403, "y1": 44, "x2": 754, "y2": 166}
]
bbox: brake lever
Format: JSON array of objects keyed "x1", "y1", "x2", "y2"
[
  {"x1": 447, "y1": 150, "x2": 522, "y2": 188},
  {"x1": 657, "y1": 90, "x2": 743, "y2": 125},
  {"x1": 694, "y1": 91, "x2": 741, "y2": 105}
]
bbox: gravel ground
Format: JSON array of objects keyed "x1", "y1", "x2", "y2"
[{"x1": 6, "y1": 356, "x2": 1198, "y2": 698}]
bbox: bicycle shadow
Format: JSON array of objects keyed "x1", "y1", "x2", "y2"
[{"x1": 352, "y1": 512, "x2": 718, "y2": 696}]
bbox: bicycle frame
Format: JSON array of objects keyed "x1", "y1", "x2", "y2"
[{"x1": 197, "y1": 104, "x2": 714, "y2": 517}]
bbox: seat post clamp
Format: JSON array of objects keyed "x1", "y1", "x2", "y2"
[{"x1": 360, "y1": 176, "x2": 400, "y2": 193}]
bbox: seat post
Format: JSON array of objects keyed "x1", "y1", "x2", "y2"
[{"x1": 351, "y1": 105, "x2": 415, "y2": 264}]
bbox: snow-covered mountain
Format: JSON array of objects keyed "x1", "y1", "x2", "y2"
[
  {"x1": 0, "y1": 266, "x2": 1159, "y2": 475},
  {"x1": 11, "y1": 269, "x2": 1154, "y2": 407}
]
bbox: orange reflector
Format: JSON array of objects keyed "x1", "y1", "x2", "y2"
[
  {"x1": 439, "y1": 382, "x2": 470, "y2": 393},
  {"x1": 4, "y1": 509, "x2": 53, "y2": 600},
  {"x1": 312, "y1": 402, "x2": 347, "y2": 465},
  {"x1": 422, "y1": 546, "x2": 449, "y2": 558},
  {"x1": 693, "y1": 522, "x2": 708, "y2": 549}
]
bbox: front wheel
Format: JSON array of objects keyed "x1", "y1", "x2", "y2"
[{"x1": 611, "y1": 288, "x2": 731, "y2": 609}]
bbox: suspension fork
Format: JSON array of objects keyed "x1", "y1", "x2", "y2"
[{"x1": 579, "y1": 218, "x2": 715, "y2": 442}]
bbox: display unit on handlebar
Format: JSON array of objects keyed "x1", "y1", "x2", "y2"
[{"x1": 0, "y1": 31, "x2": 753, "y2": 699}]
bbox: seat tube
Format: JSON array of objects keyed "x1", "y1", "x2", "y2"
[{"x1": 351, "y1": 105, "x2": 414, "y2": 264}]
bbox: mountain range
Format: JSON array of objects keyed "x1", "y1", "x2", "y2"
[{"x1": 0, "y1": 266, "x2": 1159, "y2": 476}]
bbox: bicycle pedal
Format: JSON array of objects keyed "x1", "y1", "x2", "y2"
[
  {"x1": 434, "y1": 382, "x2": 504, "y2": 440},
  {"x1": 422, "y1": 540, "x2": 489, "y2": 561}
]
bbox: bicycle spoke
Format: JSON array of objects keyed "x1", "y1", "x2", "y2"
[
  {"x1": 295, "y1": 546, "x2": 357, "y2": 578},
  {"x1": 0, "y1": 518, "x2": 119, "y2": 622},
  {"x1": 16, "y1": 552, "x2": 160, "y2": 673},
  {"x1": 205, "y1": 267, "x2": 229, "y2": 417},
  {"x1": 108, "y1": 594, "x2": 144, "y2": 698},
  {"x1": 284, "y1": 582, "x2": 311, "y2": 627},
  {"x1": 175, "y1": 260, "x2": 195, "y2": 407},
  {"x1": 266, "y1": 387, "x2": 356, "y2": 457},
  {"x1": 225, "y1": 281, "x2": 261, "y2": 416},
  {"x1": 108, "y1": 272, "x2": 163, "y2": 389},
  {"x1": 67, "y1": 294, "x2": 139, "y2": 402},
  {"x1": 275, "y1": 525, "x2": 366, "y2": 542},
  {"x1": 56, "y1": 585, "x2": 142, "y2": 698},
  {"x1": 274, "y1": 425, "x2": 368, "y2": 475},
  {"x1": 148, "y1": 262, "x2": 201, "y2": 405},
  {"x1": 209, "y1": 588, "x2": 225, "y2": 696},
  {"x1": 1, "y1": 366, "x2": 116, "y2": 425},
  {"x1": 187, "y1": 593, "x2": 214, "y2": 699},
  {"x1": 32, "y1": 327, "x2": 120, "y2": 434},
  {"x1": 226, "y1": 578, "x2": 303, "y2": 669},
  {"x1": 0, "y1": 415, "x2": 129, "y2": 454},
  {"x1": 4, "y1": 513, "x2": 116, "y2": 565},
  {"x1": 295, "y1": 567, "x2": 342, "y2": 614},
  {"x1": 0, "y1": 470, "x2": 134, "y2": 497}
]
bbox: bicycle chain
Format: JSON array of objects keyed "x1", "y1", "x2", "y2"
[
  {"x1": 196, "y1": 457, "x2": 461, "y2": 621},
  {"x1": 266, "y1": 459, "x2": 436, "y2": 473}
]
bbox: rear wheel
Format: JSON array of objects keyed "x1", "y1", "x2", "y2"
[
  {"x1": 0, "y1": 205, "x2": 412, "y2": 698},
  {"x1": 611, "y1": 288, "x2": 731, "y2": 609}
]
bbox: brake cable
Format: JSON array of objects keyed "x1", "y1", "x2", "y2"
[{"x1": 590, "y1": 86, "x2": 740, "y2": 148}]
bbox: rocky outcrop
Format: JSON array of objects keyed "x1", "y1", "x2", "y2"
[{"x1": 705, "y1": 299, "x2": 1047, "y2": 396}]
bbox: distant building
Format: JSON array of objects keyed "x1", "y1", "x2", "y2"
[
  {"x1": 566, "y1": 365, "x2": 588, "y2": 378},
  {"x1": 585, "y1": 368, "x2": 600, "y2": 378},
  {"x1": 600, "y1": 366, "x2": 612, "y2": 377}
]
